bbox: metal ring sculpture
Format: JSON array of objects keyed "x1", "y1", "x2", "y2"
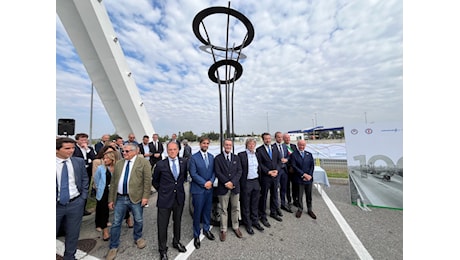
[{"x1": 192, "y1": 4, "x2": 254, "y2": 150}]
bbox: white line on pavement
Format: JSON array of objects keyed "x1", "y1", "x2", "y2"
[
  {"x1": 56, "y1": 239, "x2": 101, "y2": 260},
  {"x1": 174, "y1": 226, "x2": 214, "y2": 260},
  {"x1": 315, "y1": 184, "x2": 373, "y2": 260}
]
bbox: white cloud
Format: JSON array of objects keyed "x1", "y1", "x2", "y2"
[{"x1": 56, "y1": 0, "x2": 402, "y2": 139}]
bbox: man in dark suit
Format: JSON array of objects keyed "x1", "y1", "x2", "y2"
[
  {"x1": 114, "y1": 136, "x2": 124, "y2": 158},
  {"x1": 274, "y1": 131, "x2": 293, "y2": 213},
  {"x1": 170, "y1": 133, "x2": 181, "y2": 151},
  {"x1": 150, "y1": 133, "x2": 164, "y2": 168},
  {"x1": 238, "y1": 137, "x2": 264, "y2": 235},
  {"x1": 72, "y1": 132, "x2": 96, "y2": 216},
  {"x1": 256, "y1": 132, "x2": 282, "y2": 228},
  {"x1": 94, "y1": 134, "x2": 110, "y2": 154},
  {"x1": 189, "y1": 136, "x2": 216, "y2": 249},
  {"x1": 283, "y1": 133, "x2": 299, "y2": 208},
  {"x1": 152, "y1": 141, "x2": 188, "y2": 260},
  {"x1": 214, "y1": 138, "x2": 243, "y2": 241},
  {"x1": 106, "y1": 143, "x2": 152, "y2": 260},
  {"x1": 289, "y1": 139, "x2": 317, "y2": 219},
  {"x1": 138, "y1": 135, "x2": 155, "y2": 166},
  {"x1": 182, "y1": 139, "x2": 192, "y2": 160},
  {"x1": 56, "y1": 137, "x2": 89, "y2": 260}
]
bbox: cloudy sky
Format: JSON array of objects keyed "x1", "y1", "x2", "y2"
[{"x1": 56, "y1": 0, "x2": 402, "y2": 139}]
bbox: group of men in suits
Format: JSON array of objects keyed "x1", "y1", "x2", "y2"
[
  {"x1": 260, "y1": 131, "x2": 317, "y2": 220},
  {"x1": 138, "y1": 133, "x2": 165, "y2": 168},
  {"x1": 57, "y1": 131, "x2": 316, "y2": 260}
]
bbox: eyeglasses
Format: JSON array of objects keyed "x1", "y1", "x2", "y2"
[{"x1": 123, "y1": 150, "x2": 132, "y2": 153}]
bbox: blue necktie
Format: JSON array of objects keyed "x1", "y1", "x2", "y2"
[
  {"x1": 123, "y1": 160, "x2": 130, "y2": 194},
  {"x1": 204, "y1": 153, "x2": 209, "y2": 168},
  {"x1": 172, "y1": 159, "x2": 178, "y2": 180},
  {"x1": 301, "y1": 151, "x2": 305, "y2": 158},
  {"x1": 268, "y1": 146, "x2": 272, "y2": 159},
  {"x1": 60, "y1": 160, "x2": 70, "y2": 205}
]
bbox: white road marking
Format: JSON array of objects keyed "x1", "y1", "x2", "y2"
[
  {"x1": 56, "y1": 239, "x2": 101, "y2": 260},
  {"x1": 174, "y1": 226, "x2": 214, "y2": 260},
  {"x1": 315, "y1": 183, "x2": 373, "y2": 260}
]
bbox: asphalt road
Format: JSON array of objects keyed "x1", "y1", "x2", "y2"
[{"x1": 56, "y1": 180, "x2": 403, "y2": 260}]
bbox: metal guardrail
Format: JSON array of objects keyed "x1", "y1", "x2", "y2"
[{"x1": 318, "y1": 159, "x2": 348, "y2": 172}]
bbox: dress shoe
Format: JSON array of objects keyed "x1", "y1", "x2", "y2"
[
  {"x1": 276, "y1": 209, "x2": 284, "y2": 217},
  {"x1": 281, "y1": 205, "x2": 293, "y2": 213},
  {"x1": 160, "y1": 252, "x2": 168, "y2": 260},
  {"x1": 293, "y1": 201, "x2": 300, "y2": 208},
  {"x1": 84, "y1": 210, "x2": 92, "y2": 216},
  {"x1": 173, "y1": 242, "x2": 187, "y2": 252},
  {"x1": 220, "y1": 231, "x2": 227, "y2": 241},
  {"x1": 261, "y1": 219, "x2": 271, "y2": 228},
  {"x1": 296, "y1": 210, "x2": 302, "y2": 218},
  {"x1": 136, "y1": 238, "x2": 146, "y2": 249},
  {"x1": 246, "y1": 227, "x2": 254, "y2": 235},
  {"x1": 307, "y1": 210, "x2": 317, "y2": 219},
  {"x1": 253, "y1": 223, "x2": 265, "y2": 231},
  {"x1": 203, "y1": 230, "x2": 215, "y2": 240},
  {"x1": 233, "y1": 228, "x2": 243, "y2": 238},
  {"x1": 270, "y1": 213, "x2": 283, "y2": 222},
  {"x1": 106, "y1": 248, "x2": 117, "y2": 260},
  {"x1": 194, "y1": 237, "x2": 200, "y2": 249}
]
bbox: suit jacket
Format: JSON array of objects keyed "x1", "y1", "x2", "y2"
[
  {"x1": 274, "y1": 143, "x2": 289, "y2": 169},
  {"x1": 238, "y1": 150, "x2": 261, "y2": 191},
  {"x1": 183, "y1": 145, "x2": 192, "y2": 160},
  {"x1": 189, "y1": 151, "x2": 215, "y2": 195},
  {"x1": 94, "y1": 141, "x2": 105, "y2": 154},
  {"x1": 289, "y1": 149, "x2": 315, "y2": 184},
  {"x1": 286, "y1": 143, "x2": 297, "y2": 174},
  {"x1": 149, "y1": 141, "x2": 164, "y2": 166},
  {"x1": 93, "y1": 165, "x2": 110, "y2": 201},
  {"x1": 108, "y1": 156, "x2": 152, "y2": 204},
  {"x1": 152, "y1": 157, "x2": 188, "y2": 208},
  {"x1": 56, "y1": 156, "x2": 89, "y2": 201},
  {"x1": 72, "y1": 145, "x2": 96, "y2": 175},
  {"x1": 286, "y1": 143, "x2": 297, "y2": 156},
  {"x1": 214, "y1": 153, "x2": 242, "y2": 195},
  {"x1": 138, "y1": 142, "x2": 155, "y2": 163},
  {"x1": 255, "y1": 144, "x2": 281, "y2": 178}
]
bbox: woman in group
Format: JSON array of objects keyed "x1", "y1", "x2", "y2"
[
  {"x1": 93, "y1": 145, "x2": 134, "y2": 231},
  {"x1": 93, "y1": 150, "x2": 117, "y2": 240}
]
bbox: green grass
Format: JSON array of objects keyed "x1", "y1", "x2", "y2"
[{"x1": 325, "y1": 170, "x2": 349, "y2": 179}]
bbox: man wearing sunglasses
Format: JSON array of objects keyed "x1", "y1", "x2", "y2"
[{"x1": 106, "y1": 143, "x2": 152, "y2": 260}]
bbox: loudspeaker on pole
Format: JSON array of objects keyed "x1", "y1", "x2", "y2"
[{"x1": 58, "y1": 118, "x2": 75, "y2": 136}]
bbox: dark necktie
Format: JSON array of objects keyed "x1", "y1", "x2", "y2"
[
  {"x1": 278, "y1": 144, "x2": 284, "y2": 158},
  {"x1": 204, "y1": 153, "x2": 209, "y2": 168},
  {"x1": 172, "y1": 159, "x2": 178, "y2": 180},
  {"x1": 227, "y1": 154, "x2": 231, "y2": 166},
  {"x1": 60, "y1": 160, "x2": 70, "y2": 205},
  {"x1": 123, "y1": 160, "x2": 130, "y2": 194}
]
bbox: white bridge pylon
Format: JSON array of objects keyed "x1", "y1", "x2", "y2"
[{"x1": 56, "y1": 0, "x2": 155, "y2": 139}]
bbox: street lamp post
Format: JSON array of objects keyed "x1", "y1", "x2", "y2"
[{"x1": 192, "y1": 3, "x2": 254, "y2": 152}]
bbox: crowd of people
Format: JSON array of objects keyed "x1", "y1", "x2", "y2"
[{"x1": 56, "y1": 131, "x2": 317, "y2": 260}]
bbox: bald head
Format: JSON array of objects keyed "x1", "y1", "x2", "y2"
[{"x1": 297, "y1": 139, "x2": 306, "y2": 151}]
